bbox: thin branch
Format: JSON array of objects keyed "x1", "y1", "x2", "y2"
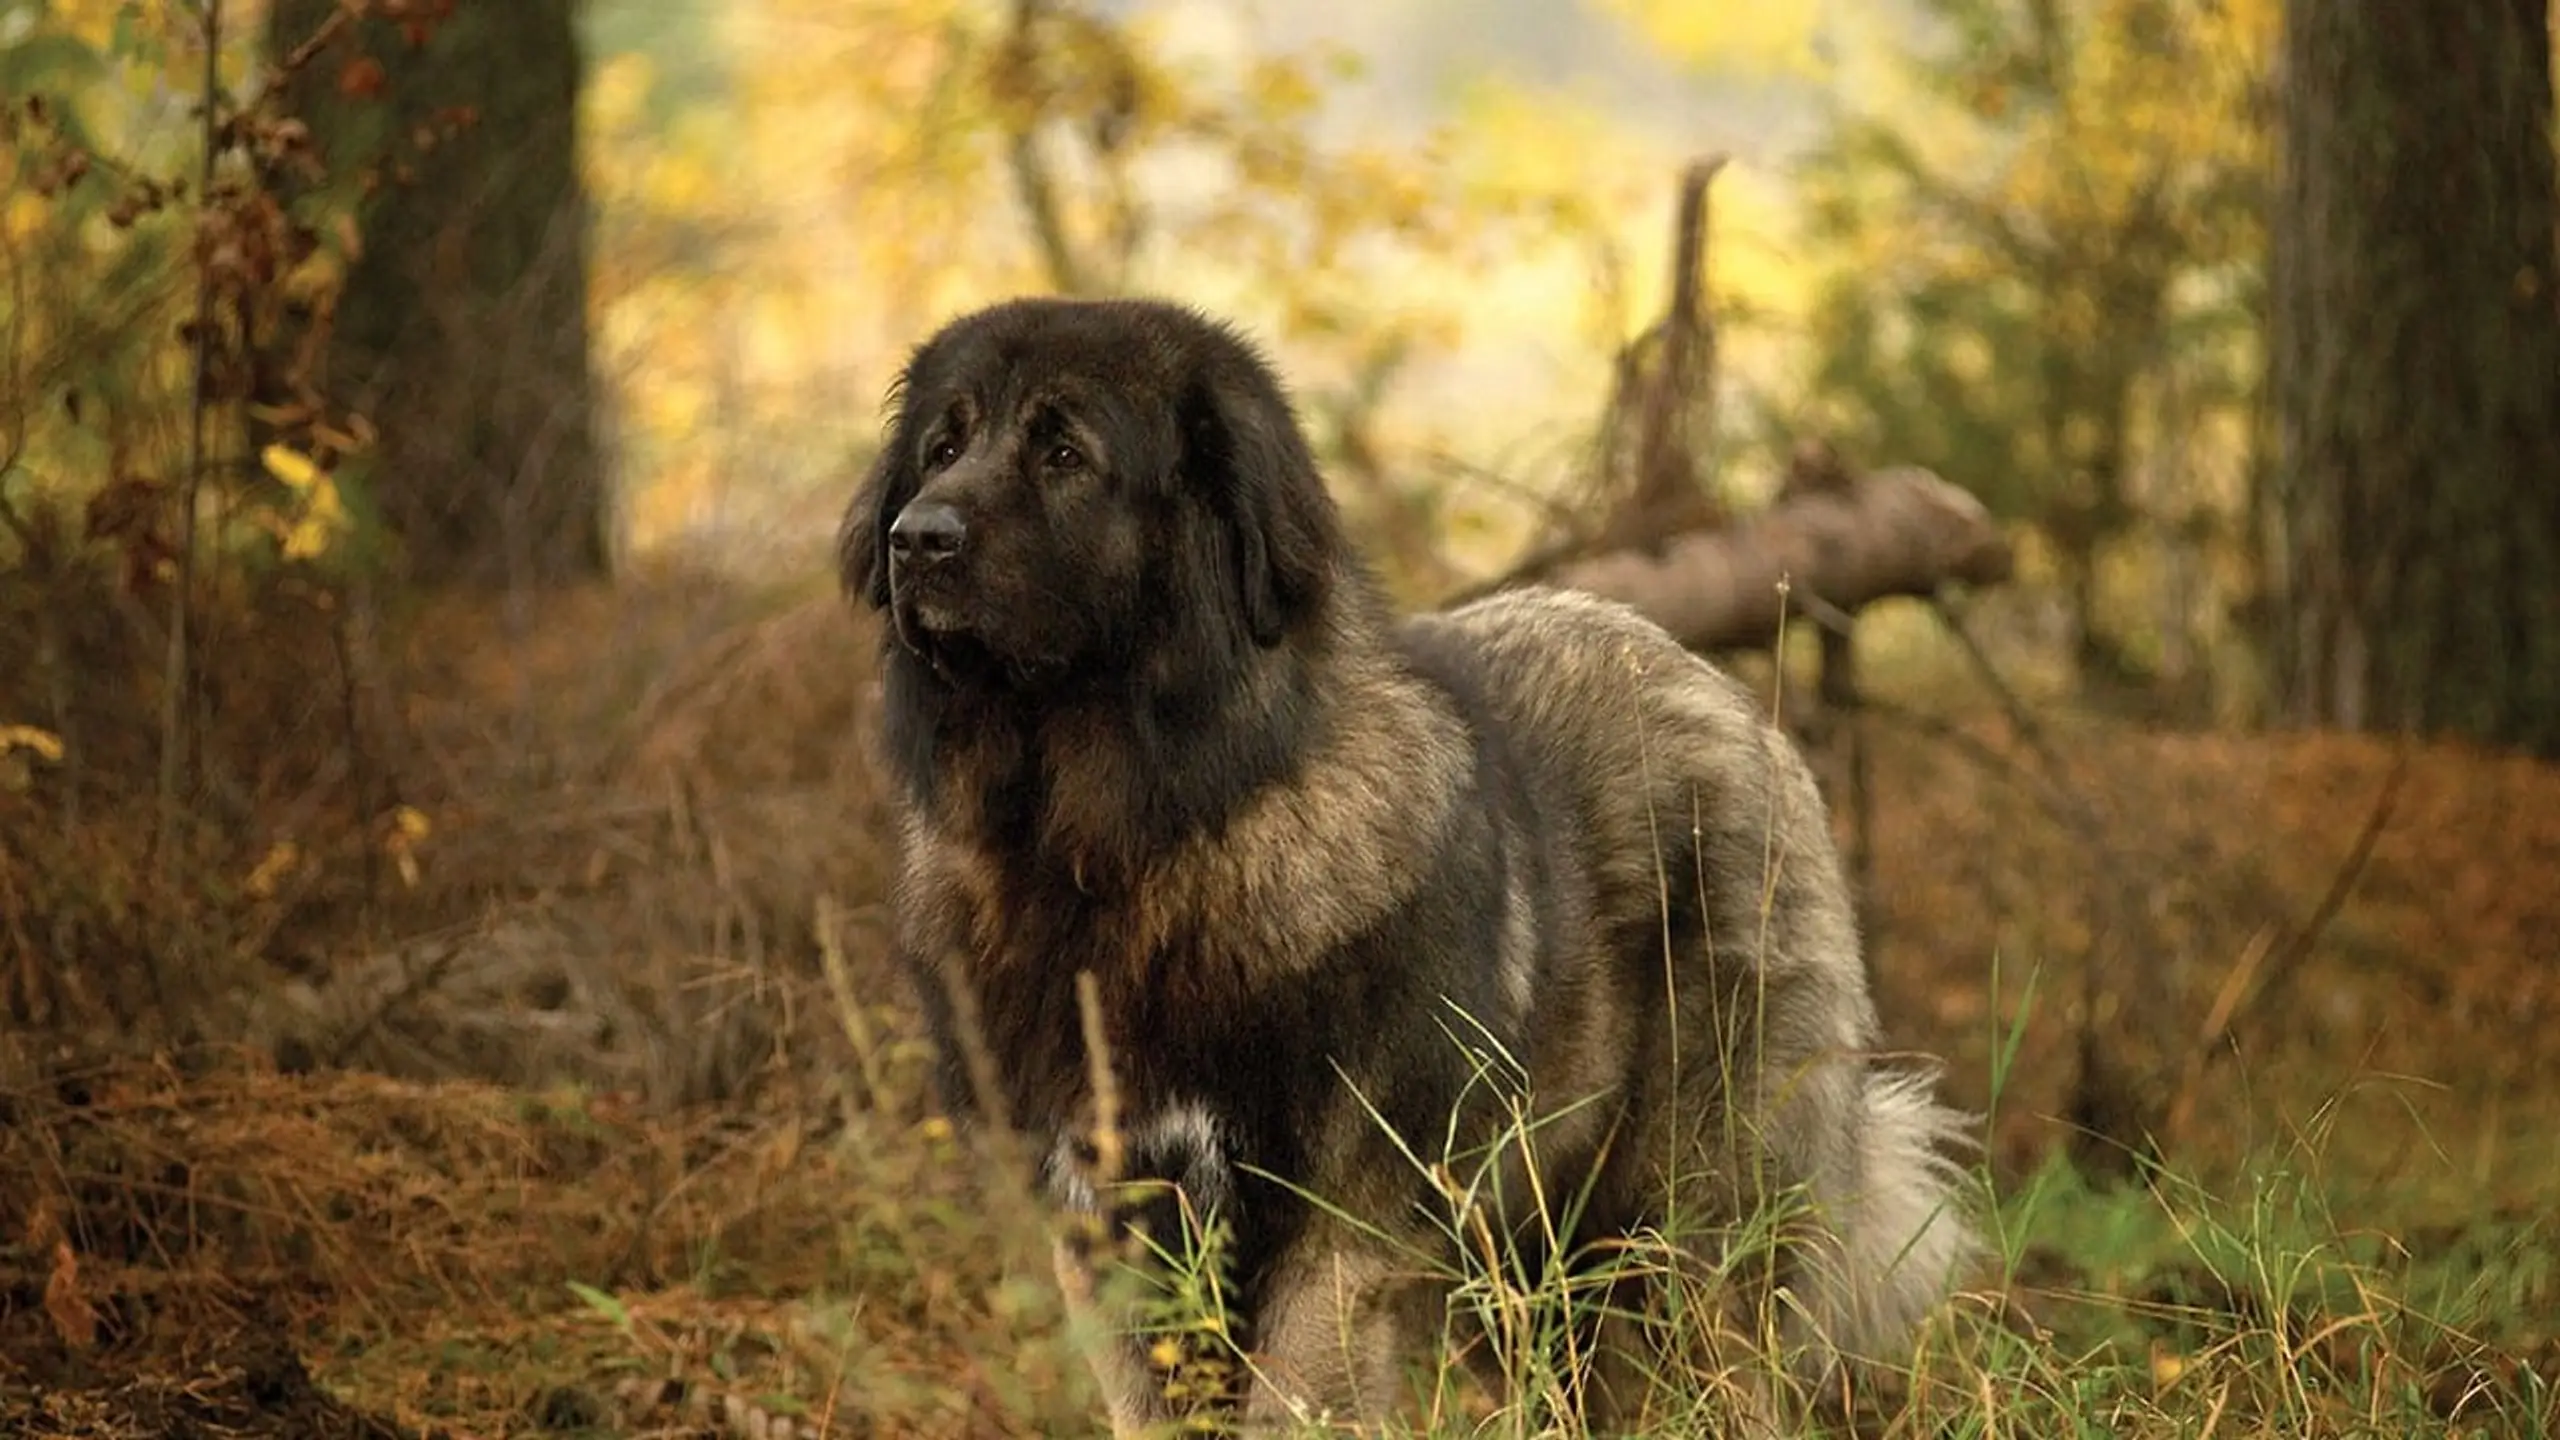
[
  {"x1": 273, "y1": 3, "x2": 355, "y2": 77},
  {"x1": 1857, "y1": 694, "x2": 2079, "y2": 822},
  {"x1": 1918, "y1": 591, "x2": 2190, "y2": 1170},
  {"x1": 1927, "y1": 591, "x2": 2085, "y2": 802},
  {"x1": 0, "y1": 161, "x2": 32, "y2": 508},
  {"x1": 1815, "y1": 619, "x2": 1882, "y2": 973},
  {"x1": 1420, "y1": 450, "x2": 1588, "y2": 534},
  {"x1": 2166, "y1": 744, "x2": 2407, "y2": 1142},
  {"x1": 155, "y1": 0, "x2": 226, "y2": 963},
  {"x1": 1002, "y1": 0, "x2": 1092, "y2": 295}
]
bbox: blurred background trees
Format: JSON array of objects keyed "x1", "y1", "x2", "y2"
[
  {"x1": 1, "y1": 0, "x2": 2554, "y2": 1164},
  {"x1": 265, "y1": 0, "x2": 607, "y2": 590},
  {"x1": 1790, "y1": 0, "x2": 2274, "y2": 719},
  {"x1": 5, "y1": 10, "x2": 2558, "y2": 1432}
]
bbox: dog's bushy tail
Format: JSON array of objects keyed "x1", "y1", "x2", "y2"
[{"x1": 1792, "y1": 1067, "x2": 1980, "y2": 1382}]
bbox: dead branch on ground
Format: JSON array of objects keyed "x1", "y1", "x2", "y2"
[{"x1": 1464, "y1": 460, "x2": 2012, "y2": 652}]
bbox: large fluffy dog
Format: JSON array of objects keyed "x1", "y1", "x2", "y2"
[{"x1": 839, "y1": 296, "x2": 1974, "y2": 1434}]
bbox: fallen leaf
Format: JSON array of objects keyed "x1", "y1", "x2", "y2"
[
  {"x1": 45, "y1": 1238, "x2": 98, "y2": 1350},
  {"x1": 245, "y1": 841, "x2": 303, "y2": 900}
]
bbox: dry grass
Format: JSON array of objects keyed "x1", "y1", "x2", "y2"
[
  {"x1": 3, "y1": 1009, "x2": 2553, "y2": 1438},
  {"x1": 0, "y1": 1038, "x2": 1113, "y2": 1439},
  {"x1": 7, "y1": 576, "x2": 2559, "y2": 1437}
]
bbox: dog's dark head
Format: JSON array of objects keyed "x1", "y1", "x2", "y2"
[{"x1": 839, "y1": 297, "x2": 1341, "y2": 691}]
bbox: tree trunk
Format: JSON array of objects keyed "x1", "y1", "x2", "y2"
[
  {"x1": 2266, "y1": 0, "x2": 2560, "y2": 757},
  {"x1": 270, "y1": 0, "x2": 608, "y2": 590}
]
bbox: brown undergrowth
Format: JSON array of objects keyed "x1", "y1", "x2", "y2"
[
  {"x1": 0, "y1": 1043, "x2": 1068, "y2": 1439},
  {"x1": 1856, "y1": 711, "x2": 2560, "y2": 1190},
  {"x1": 5, "y1": 575, "x2": 2558, "y2": 1436}
]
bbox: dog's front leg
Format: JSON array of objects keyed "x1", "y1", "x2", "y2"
[
  {"x1": 1239, "y1": 1227, "x2": 1433, "y2": 1436},
  {"x1": 1052, "y1": 1231, "x2": 1187, "y2": 1438}
]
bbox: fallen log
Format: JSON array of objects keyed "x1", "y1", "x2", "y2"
[{"x1": 1485, "y1": 463, "x2": 2015, "y2": 653}]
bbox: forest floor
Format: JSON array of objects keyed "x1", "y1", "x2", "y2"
[{"x1": 4, "y1": 588, "x2": 2556, "y2": 1439}]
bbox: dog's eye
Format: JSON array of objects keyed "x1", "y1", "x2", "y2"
[
  {"x1": 1043, "y1": 442, "x2": 1085, "y2": 473},
  {"x1": 925, "y1": 437, "x2": 962, "y2": 470}
]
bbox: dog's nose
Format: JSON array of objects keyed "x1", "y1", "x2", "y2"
[{"x1": 888, "y1": 502, "x2": 967, "y2": 562}]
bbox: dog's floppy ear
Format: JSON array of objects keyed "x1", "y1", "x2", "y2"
[
  {"x1": 1186, "y1": 359, "x2": 1339, "y2": 648},
  {"x1": 837, "y1": 448, "x2": 901, "y2": 611},
  {"x1": 840, "y1": 375, "x2": 923, "y2": 611}
]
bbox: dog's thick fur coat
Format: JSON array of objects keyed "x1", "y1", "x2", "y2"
[{"x1": 840, "y1": 296, "x2": 1975, "y2": 1434}]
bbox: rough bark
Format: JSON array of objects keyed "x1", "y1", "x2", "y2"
[
  {"x1": 269, "y1": 0, "x2": 608, "y2": 591},
  {"x1": 1503, "y1": 465, "x2": 2014, "y2": 653},
  {"x1": 2266, "y1": 0, "x2": 2560, "y2": 757}
]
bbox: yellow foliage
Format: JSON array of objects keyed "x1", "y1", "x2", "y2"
[
  {"x1": 1590, "y1": 0, "x2": 1829, "y2": 78},
  {"x1": 257, "y1": 444, "x2": 351, "y2": 560},
  {"x1": 279, "y1": 243, "x2": 349, "y2": 311},
  {"x1": 50, "y1": 0, "x2": 124, "y2": 53},
  {"x1": 2005, "y1": 0, "x2": 2272, "y2": 254},
  {"x1": 575, "y1": 0, "x2": 1629, "y2": 555},
  {"x1": 588, "y1": 50, "x2": 657, "y2": 135},
  {"x1": 261, "y1": 444, "x2": 321, "y2": 491},
  {"x1": 0, "y1": 725, "x2": 64, "y2": 794},
  {"x1": 0, "y1": 726, "x2": 66, "y2": 763},
  {"x1": 4, "y1": 192, "x2": 48, "y2": 245},
  {"x1": 637, "y1": 146, "x2": 721, "y2": 217},
  {"x1": 279, "y1": 491, "x2": 346, "y2": 562},
  {"x1": 1813, "y1": 0, "x2": 2273, "y2": 332},
  {"x1": 1444, "y1": 77, "x2": 1645, "y2": 212},
  {"x1": 0, "y1": 1, "x2": 290, "y2": 546}
]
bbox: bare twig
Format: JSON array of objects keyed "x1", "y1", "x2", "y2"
[
  {"x1": 329, "y1": 608, "x2": 382, "y2": 900},
  {"x1": 814, "y1": 895, "x2": 892, "y2": 1115},
  {"x1": 936, "y1": 951, "x2": 1020, "y2": 1140},
  {"x1": 1921, "y1": 592, "x2": 2186, "y2": 1174},
  {"x1": 1054, "y1": 971, "x2": 1135, "y2": 1417},
  {"x1": 1001, "y1": 0, "x2": 1091, "y2": 295},
  {"x1": 1857, "y1": 695, "x2": 2068, "y2": 815},
  {"x1": 1815, "y1": 620, "x2": 1882, "y2": 968},
  {"x1": 1918, "y1": 592, "x2": 2158, "y2": 889},
  {"x1": 272, "y1": 3, "x2": 355, "y2": 77},
  {"x1": 1074, "y1": 970, "x2": 1125, "y2": 1202},
  {"x1": 1928, "y1": 592, "x2": 2084, "y2": 803},
  {"x1": 2166, "y1": 747, "x2": 2407, "y2": 1140},
  {"x1": 1420, "y1": 450, "x2": 1589, "y2": 536},
  {"x1": 153, "y1": 0, "x2": 226, "y2": 994},
  {"x1": 2226, "y1": 746, "x2": 2405, "y2": 1034},
  {"x1": 0, "y1": 169, "x2": 33, "y2": 511}
]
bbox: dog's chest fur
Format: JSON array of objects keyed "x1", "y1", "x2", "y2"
[{"x1": 893, "y1": 646, "x2": 1489, "y2": 1121}]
